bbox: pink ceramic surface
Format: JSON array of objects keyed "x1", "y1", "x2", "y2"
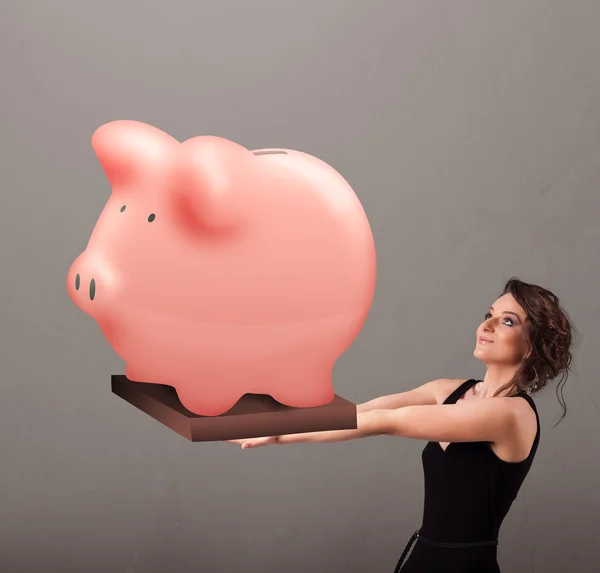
[{"x1": 67, "y1": 120, "x2": 376, "y2": 416}]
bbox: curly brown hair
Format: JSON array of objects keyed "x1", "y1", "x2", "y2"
[{"x1": 492, "y1": 277, "x2": 576, "y2": 427}]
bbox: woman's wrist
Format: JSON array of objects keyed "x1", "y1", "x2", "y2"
[{"x1": 358, "y1": 409, "x2": 389, "y2": 436}]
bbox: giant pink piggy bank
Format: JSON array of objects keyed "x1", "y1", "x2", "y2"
[{"x1": 67, "y1": 120, "x2": 376, "y2": 416}]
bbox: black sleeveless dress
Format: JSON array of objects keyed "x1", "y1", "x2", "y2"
[{"x1": 394, "y1": 378, "x2": 541, "y2": 573}]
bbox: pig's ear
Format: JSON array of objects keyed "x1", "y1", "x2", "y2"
[
  {"x1": 91, "y1": 120, "x2": 178, "y2": 189},
  {"x1": 176, "y1": 136, "x2": 255, "y2": 231}
]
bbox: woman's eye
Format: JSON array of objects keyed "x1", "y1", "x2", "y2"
[{"x1": 485, "y1": 312, "x2": 513, "y2": 326}]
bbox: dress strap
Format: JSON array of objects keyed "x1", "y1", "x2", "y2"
[
  {"x1": 513, "y1": 391, "x2": 541, "y2": 449},
  {"x1": 443, "y1": 378, "x2": 479, "y2": 404}
]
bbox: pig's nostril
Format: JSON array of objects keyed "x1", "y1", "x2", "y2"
[
  {"x1": 120, "y1": 205, "x2": 126, "y2": 212},
  {"x1": 75, "y1": 274, "x2": 80, "y2": 290},
  {"x1": 148, "y1": 213, "x2": 156, "y2": 222},
  {"x1": 89, "y1": 278, "x2": 96, "y2": 301}
]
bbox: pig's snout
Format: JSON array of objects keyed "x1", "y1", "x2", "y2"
[
  {"x1": 73, "y1": 271, "x2": 96, "y2": 301},
  {"x1": 67, "y1": 252, "x2": 113, "y2": 317}
]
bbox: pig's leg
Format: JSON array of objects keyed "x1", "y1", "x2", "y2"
[
  {"x1": 175, "y1": 383, "x2": 242, "y2": 417},
  {"x1": 125, "y1": 363, "x2": 154, "y2": 383},
  {"x1": 267, "y1": 364, "x2": 335, "y2": 408}
]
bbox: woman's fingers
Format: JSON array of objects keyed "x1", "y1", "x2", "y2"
[
  {"x1": 241, "y1": 438, "x2": 264, "y2": 448},
  {"x1": 242, "y1": 436, "x2": 276, "y2": 448},
  {"x1": 225, "y1": 436, "x2": 278, "y2": 448}
]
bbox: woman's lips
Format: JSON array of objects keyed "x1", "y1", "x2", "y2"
[{"x1": 479, "y1": 337, "x2": 494, "y2": 344}]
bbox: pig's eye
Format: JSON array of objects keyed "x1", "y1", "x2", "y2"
[
  {"x1": 148, "y1": 213, "x2": 156, "y2": 222},
  {"x1": 120, "y1": 205, "x2": 126, "y2": 212}
]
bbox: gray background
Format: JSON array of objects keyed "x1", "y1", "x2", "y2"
[{"x1": 1, "y1": 1, "x2": 599, "y2": 572}]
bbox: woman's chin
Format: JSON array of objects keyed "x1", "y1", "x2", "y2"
[{"x1": 473, "y1": 347, "x2": 490, "y2": 360}]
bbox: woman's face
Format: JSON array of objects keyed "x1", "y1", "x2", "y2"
[{"x1": 474, "y1": 293, "x2": 530, "y2": 365}]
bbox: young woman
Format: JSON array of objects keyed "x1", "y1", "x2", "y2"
[{"x1": 227, "y1": 277, "x2": 575, "y2": 573}]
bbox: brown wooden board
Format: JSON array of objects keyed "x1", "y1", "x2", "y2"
[{"x1": 111, "y1": 375, "x2": 358, "y2": 442}]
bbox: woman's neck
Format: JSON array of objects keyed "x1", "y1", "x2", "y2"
[{"x1": 479, "y1": 367, "x2": 519, "y2": 398}]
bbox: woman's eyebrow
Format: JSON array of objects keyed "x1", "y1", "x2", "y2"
[{"x1": 489, "y1": 306, "x2": 522, "y2": 321}]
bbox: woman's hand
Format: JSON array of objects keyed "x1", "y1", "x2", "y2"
[{"x1": 226, "y1": 436, "x2": 279, "y2": 449}]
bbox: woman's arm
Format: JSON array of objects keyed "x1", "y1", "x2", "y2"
[
  {"x1": 377, "y1": 399, "x2": 518, "y2": 444},
  {"x1": 230, "y1": 381, "x2": 445, "y2": 447},
  {"x1": 227, "y1": 410, "x2": 384, "y2": 447},
  {"x1": 356, "y1": 379, "x2": 447, "y2": 412},
  {"x1": 228, "y1": 381, "x2": 446, "y2": 448},
  {"x1": 281, "y1": 399, "x2": 518, "y2": 445},
  {"x1": 231, "y1": 397, "x2": 518, "y2": 448}
]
